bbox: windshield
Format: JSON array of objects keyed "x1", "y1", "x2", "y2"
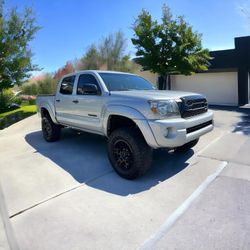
[{"x1": 99, "y1": 73, "x2": 155, "y2": 91}]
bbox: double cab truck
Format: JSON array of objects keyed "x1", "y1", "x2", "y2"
[{"x1": 36, "y1": 70, "x2": 213, "y2": 179}]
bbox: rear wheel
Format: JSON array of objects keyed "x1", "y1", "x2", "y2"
[
  {"x1": 42, "y1": 115, "x2": 61, "y2": 142},
  {"x1": 108, "y1": 127, "x2": 152, "y2": 180},
  {"x1": 175, "y1": 138, "x2": 199, "y2": 152}
]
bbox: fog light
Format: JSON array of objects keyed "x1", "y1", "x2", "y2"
[
  {"x1": 165, "y1": 127, "x2": 177, "y2": 139},
  {"x1": 164, "y1": 128, "x2": 169, "y2": 137}
]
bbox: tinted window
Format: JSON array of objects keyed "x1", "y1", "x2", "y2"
[
  {"x1": 60, "y1": 76, "x2": 75, "y2": 95},
  {"x1": 99, "y1": 73, "x2": 154, "y2": 91},
  {"x1": 77, "y1": 74, "x2": 100, "y2": 95}
]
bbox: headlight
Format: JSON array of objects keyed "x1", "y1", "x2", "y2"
[{"x1": 148, "y1": 100, "x2": 180, "y2": 117}]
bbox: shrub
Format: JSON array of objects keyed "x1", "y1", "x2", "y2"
[
  {"x1": 28, "y1": 99, "x2": 36, "y2": 105},
  {"x1": 13, "y1": 96, "x2": 22, "y2": 105},
  {"x1": 21, "y1": 74, "x2": 57, "y2": 95},
  {"x1": 37, "y1": 75, "x2": 57, "y2": 94},
  {"x1": 21, "y1": 83, "x2": 38, "y2": 95}
]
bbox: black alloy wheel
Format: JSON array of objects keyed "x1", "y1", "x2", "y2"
[
  {"x1": 108, "y1": 127, "x2": 152, "y2": 179},
  {"x1": 41, "y1": 115, "x2": 61, "y2": 142}
]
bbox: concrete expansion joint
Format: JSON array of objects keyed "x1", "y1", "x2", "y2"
[
  {"x1": 9, "y1": 169, "x2": 114, "y2": 219},
  {"x1": 85, "y1": 169, "x2": 114, "y2": 185},
  {"x1": 198, "y1": 154, "x2": 249, "y2": 168},
  {"x1": 197, "y1": 154, "x2": 228, "y2": 162},
  {"x1": 9, "y1": 182, "x2": 85, "y2": 219},
  {"x1": 220, "y1": 174, "x2": 250, "y2": 183}
]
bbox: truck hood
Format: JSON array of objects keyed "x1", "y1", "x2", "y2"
[{"x1": 110, "y1": 90, "x2": 200, "y2": 100}]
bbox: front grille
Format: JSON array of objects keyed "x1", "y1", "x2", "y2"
[
  {"x1": 187, "y1": 120, "x2": 213, "y2": 134},
  {"x1": 179, "y1": 95, "x2": 208, "y2": 118}
]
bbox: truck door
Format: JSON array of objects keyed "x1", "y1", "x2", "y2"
[
  {"x1": 55, "y1": 75, "x2": 76, "y2": 126},
  {"x1": 70, "y1": 73, "x2": 104, "y2": 133}
]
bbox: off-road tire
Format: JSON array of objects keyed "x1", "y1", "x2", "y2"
[
  {"x1": 108, "y1": 127, "x2": 152, "y2": 180},
  {"x1": 175, "y1": 138, "x2": 199, "y2": 153},
  {"x1": 42, "y1": 115, "x2": 61, "y2": 142}
]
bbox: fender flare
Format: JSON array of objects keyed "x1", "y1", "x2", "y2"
[
  {"x1": 39, "y1": 103, "x2": 58, "y2": 124},
  {"x1": 102, "y1": 105, "x2": 158, "y2": 148}
]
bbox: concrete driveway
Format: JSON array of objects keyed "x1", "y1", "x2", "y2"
[{"x1": 0, "y1": 108, "x2": 250, "y2": 250}]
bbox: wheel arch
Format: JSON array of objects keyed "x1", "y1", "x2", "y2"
[
  {"x1": 40, "y1": 105, "x2": 58, "y2": 124},
  {"x1": 103, "y1": 105, "x2": 158, "y2": 148}
]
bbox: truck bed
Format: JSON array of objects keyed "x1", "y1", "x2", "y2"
[{"x1": 36, "y1": 95, "x2": 56, "y2": 118}]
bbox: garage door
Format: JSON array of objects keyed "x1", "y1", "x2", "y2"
[{"x1": 171, "y1": 72, "x2": 238, "y2": 106}]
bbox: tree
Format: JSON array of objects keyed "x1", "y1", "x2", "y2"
[
  {"x1": 132, "y1": 5, "x2": 211, "y2": 89},
  {"x1": 118, "y1": 55, "x2": 139, "y2": 72},
  {"x1": 77, "y1": 31, "x2": 138, "y2": 72},
  {"x1": 99, "y1": 31, "x2": 126, "y2": 70},
  {"x1": 80, "y1": 44, "x2": 100, "y2": 70},
  {"x1": 0, "y1": 1, "x2": 40, "y2": 92},
  {"x1": 54, "y1": 61, "x2": 75, "y2": 80}
]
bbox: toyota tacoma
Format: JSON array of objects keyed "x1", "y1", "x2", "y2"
[{"x1": 36, "y1": 70, "x2": 213, "y2": 179}]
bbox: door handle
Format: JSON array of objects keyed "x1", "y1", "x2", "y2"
[
  {"x1": 56, "y1": 99, "x2": 60, "y2": 102},
  {"x1": 72, "y1": 100, "x2": 79, "y2": 104}
]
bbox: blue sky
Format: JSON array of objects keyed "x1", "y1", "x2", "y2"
[{"x1": 6, "y1": 0, "x2": 250, "y2": 74}]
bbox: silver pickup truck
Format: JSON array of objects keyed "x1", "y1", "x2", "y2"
[{"x1": 36, "y1": 70, "x2": 213, "y2": 179}]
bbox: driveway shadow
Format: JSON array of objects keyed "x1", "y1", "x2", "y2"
[
  {"x1": 210, "y1": 105, "x2": 250, "y2": 135},
  {"x1": 233, "y1": 114, "x2": 250, "y2": 135},
  {"x1": 25, "y1": 129, "x2": 193, "y2": 196}
]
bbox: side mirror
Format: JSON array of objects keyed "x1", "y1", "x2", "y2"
[{"x1": 79, "y1": 84, "x2": 100, "y2": 95}]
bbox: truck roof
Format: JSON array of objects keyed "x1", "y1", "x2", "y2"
[{"x1": 61, "y1": 70, "x2": 136, "y2": 78}]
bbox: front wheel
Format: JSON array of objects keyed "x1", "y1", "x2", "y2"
[
  {"x1": 42, "y1": 115, "x2": 61, "y2": 142},
  {"x1": 175, "y1": 138, "x2": 199, "y2": 153},
  {"x1": 107, "y1": 127, "x2": 152, "y2": 180}
]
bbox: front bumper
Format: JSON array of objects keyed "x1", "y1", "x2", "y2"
[{"x1": 148, "y1": 110, "x2": 214, "y2": 148}]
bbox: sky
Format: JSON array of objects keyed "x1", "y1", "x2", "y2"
[{"x1": 5, "y1": 0, "x2": 250, "y2": 75}]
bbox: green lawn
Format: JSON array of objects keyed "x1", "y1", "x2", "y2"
[{"x1": 0, "y1": 105, "x2": 37, "y2": 119}]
